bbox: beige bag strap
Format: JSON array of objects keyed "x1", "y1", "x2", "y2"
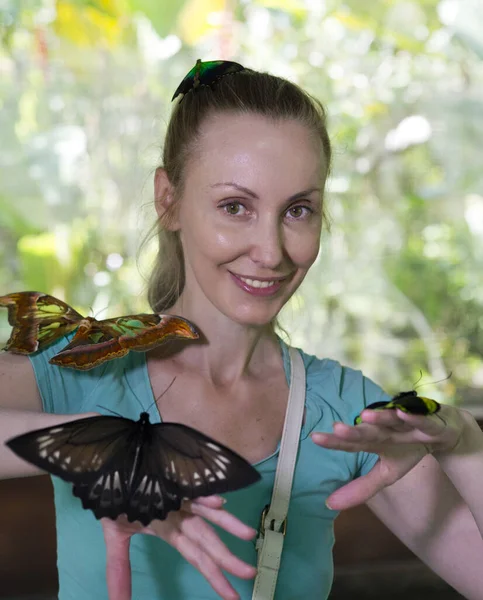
[{"x1": 251, "y1": 346, "x2": 306, "y2": 600}]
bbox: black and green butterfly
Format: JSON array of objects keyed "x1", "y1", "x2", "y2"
[
  {"x1": 172, "y1": 59, "x2": 245, "y2": 101},
  {"x1": 354, "y1": 390, "x2": 441, "y2": 425}
]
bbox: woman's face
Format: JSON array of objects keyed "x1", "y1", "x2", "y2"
[{"x1": 174, "y1": 112, "x2": 326, "y2": 327}]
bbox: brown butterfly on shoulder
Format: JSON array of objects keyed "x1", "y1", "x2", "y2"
[{"x1": 0, "y1": 291, "x2": 199, "y2": 370}]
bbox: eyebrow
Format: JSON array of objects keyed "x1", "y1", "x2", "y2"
[{"x1": 210, "y1": 182, "x2": 321, "y2": 202}]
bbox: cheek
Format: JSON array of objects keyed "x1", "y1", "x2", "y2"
[
  {"x1": 180, "y1": 212, "x2": 237, "y2": 265},
  {"x1": 288, "y1": 227, "x2": 321, "y2": 269}
]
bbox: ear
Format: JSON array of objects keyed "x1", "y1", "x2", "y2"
[{"x1": 154, "y1": 167, "x2": 180, "y2": 230}]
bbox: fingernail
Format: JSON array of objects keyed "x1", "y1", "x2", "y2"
[
  {"x1": 221, "y1": 497, "x2": 228, "y2": 505},
  {"x1": 325, "y1": 499, "x2": 333, "y2": 510}
]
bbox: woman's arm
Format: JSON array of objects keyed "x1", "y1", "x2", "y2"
[
  {"x1": 0, "y1": 352, "x2": 96, "y2": 479},
  {"x1": 433, "y1": 410, "x2": 483, "y2": 533},
  {"x1": 313, "y1": 405, "x2": 483, "y2": 599},
  {"x1": 367, "y1": 445, "x2": 483, "y2": 600}
]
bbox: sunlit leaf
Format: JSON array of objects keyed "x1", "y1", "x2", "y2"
[
  {"x1": 53, "y1": 0, "x2": 126, "y2": 47},
  {"x1": 332, "y1": 10, "x2": 374, "y2": 31},
  {"x1": 177, "y1": 0, "x2": 225, "y2": 47},
  {"x1": 364, "y1": 102, "x2": 388, "y2": 118},
  {"x1": 17, "y1": 233, "x2": 64, "y2": 292},
  {"x1": 255, "y1": 0, "x2": 307, "y2": 18}
]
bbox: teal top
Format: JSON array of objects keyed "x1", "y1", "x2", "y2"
[{"x1": 29, "y1": 337, "x2": 389, "y2": 600}]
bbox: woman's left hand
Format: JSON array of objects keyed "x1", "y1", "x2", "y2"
[{"x1": 311, "y1": 403, "x2": 471, "y2": 510}]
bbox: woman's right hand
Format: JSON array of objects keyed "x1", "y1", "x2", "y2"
[{"x1": 102, "y1": 495, "x2": 257, "y2": 600}]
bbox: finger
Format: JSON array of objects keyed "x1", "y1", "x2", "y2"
[
  {"x1": 334, "y1": 421, "x2": 394, "y2": 442},
  {"x1": 102, "y1": 519, "x2": 132, "y2": 600},
  {"x1": 312, "y1": 422, "x2": 389, "y2": 449},
  {"x1": 395, "y1": 409, "x2": 447, "y2": 435},
  {"x1": 189, "y1": 502, "x2": 257, "y2": 541},
  {"x1": 181, "y1": 515, "x2": 257, "y2": 579},
  {"x1": 313, "y1": 426, "x2": 444, "y2": 452},
  {"x1": 358, "y1": 409, "x2": 413, "y2": 432},
  {"x1": 175, "y1": 533, "x2": 242, "y2": 600},
  {"x1": 311, "y1": 432, "x2": 371, "y2": 452},
  {"x1": 190, "y1": 495, "x2": 226, "y2": 509}
]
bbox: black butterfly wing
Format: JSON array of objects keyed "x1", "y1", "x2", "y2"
[
  {"x1": 6, "y1": 415, "x2": 149, "y2": 521},
  {"x1": 354, "y1": 390, "x2": 441, "y2": 424},
  {"x1": 388, "y1": 391, "x2": 441, "y2": 415},
  {"x1": 6, "y1": 416, "x2": 261, "y2": 527},
  {"x1": 72, "y1": 470, "x2": 130, "y2": 522},
  {"x1": 5, "y1": 416, "x2": 136, "y2": 483},
  {"x1": 122, "y1": 460, "x2": 183, "y2": 525},
  {"x1": 117, "y1": 423, "x2": 261, "y2": 526},
  {"x1": 156, "y1": 423, "x2": 261, "y2": 496}
]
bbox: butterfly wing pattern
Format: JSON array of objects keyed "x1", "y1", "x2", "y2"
[
  {"x1": 354, "y1": 390, "x2": 441, "y2": 425},
  {"x1": 0, "y1": 291, "x2": 200, "y2": 370},
  {"x1": 50, "y1": 314, "x2": 200, "y2": 370},
  {"x1": 0, "y1": 291, "x2": 83, "y2": 353},
  {"x1": 6, "y1": 414, "x2": 261, "y2": 526}
]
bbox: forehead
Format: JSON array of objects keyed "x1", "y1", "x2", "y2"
[{"x1": 189, "y1": 112, "x2": 325, "y2": 187}]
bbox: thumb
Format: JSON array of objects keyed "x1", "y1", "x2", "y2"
[
  {"x1": 102, "y1": 519, "x2": 133, "y2": 600},
  {"x1": 326, "y1": 460, "x2": 387, "y2": 511}
]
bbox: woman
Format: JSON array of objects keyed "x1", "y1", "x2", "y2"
[{"x1": 2, "y1": 61, "x2": 483, "y2": 600}]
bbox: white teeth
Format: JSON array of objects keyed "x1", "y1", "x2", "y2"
[{"x1": 239, "y1": 277, "x2": 277, "y2": 289}]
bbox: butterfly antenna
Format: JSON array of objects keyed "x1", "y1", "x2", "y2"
[
  {"x1": 146, "y1": 376, "x2": 177, "y2": 413},
  {"x1": 414, "y1": 371, "x2": 453, "y2": 391},
  {"x1": 123, "y1": 369, "x2": 148, "y2": 412},
  {"x1": 122, "y1": 369, "x2": 177, "y2": 413},
  {"x1": 97, "y1": 405, "x2": 123, "y2": 417},
  {"x1": 411, "y1": 370, "x2": 424, "y2": 388},
  {"x1": 92, "y1": 305, "x2": 109, "y2": 320}
]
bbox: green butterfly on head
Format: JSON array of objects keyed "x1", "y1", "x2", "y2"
[{"x1": 171, "y1": 59, "x2": 246, "y2": 102}]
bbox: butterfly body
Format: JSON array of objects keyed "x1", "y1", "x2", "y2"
[
  {"x1": 354, "y1": 390, "x2": 440, "y2": 425},
  {"x1": 0, "y1": 291, "x2": 199, "y2": 370},
  {"x1": 6, "y1": 412, "x2": 261, "y2": 526}
]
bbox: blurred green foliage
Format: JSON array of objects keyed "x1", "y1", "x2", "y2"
[{"x1": 1, "y1": 0, "x2": 482, "y2": 404}]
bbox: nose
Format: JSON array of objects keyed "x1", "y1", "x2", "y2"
[{"x1": 249, "y1": 219, "x2": 285, "y2": 269}]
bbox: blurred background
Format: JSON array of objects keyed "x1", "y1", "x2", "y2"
[
  {"x1": 0, "y1": 0, "x2": 481, "y2": 598},
  {"x1": 1, "y1": 0, "x2": 483, "y2": 404}
]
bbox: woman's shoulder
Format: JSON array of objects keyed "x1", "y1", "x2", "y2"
[
  {"x1": 27, "y1": 335, "x2": 141, "y2": 414},
  {"x1": 293, "y1": 344, "x2": 391, "y2": 425}
]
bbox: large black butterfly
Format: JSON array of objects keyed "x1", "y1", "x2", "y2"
[
  {"x1": 354, "y1": 390, "x2": 441, "y2": 425},
  {"x1": 6, "y1": 412, "x2": 261, "y2": 526}
]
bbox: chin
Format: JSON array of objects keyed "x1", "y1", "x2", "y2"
[{"x1": 223, "y1": 303, "x2": 282, "y2": 328}]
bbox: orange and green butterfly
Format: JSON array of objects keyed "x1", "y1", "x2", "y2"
[
  {"x1": 0, "y1": 291, "x2": 199, "y2": 370},
  {"x1": 354, "y1": 390, "x2": 440, "y2": 425},
  {"x1": 172, "y1": 59, "x2": 246, "y2": 102}
]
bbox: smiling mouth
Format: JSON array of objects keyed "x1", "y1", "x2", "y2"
[{"x1": 230, "y1": 272, "x2": 291, "y2": 288}]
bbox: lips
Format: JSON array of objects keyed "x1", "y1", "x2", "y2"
[{"x1": 229, "y1": 272, "x2": 290, "y2": 297}]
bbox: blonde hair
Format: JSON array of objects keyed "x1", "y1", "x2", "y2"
[{"x1": 147, "y1": 67, "x2": 332, "y2": 313}]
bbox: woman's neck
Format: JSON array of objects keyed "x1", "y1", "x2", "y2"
[{"x1": 156, "y1": 294, "x2": 282, "y2": 387}]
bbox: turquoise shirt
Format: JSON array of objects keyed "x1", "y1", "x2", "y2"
[{"x1": 29, "y1": 337, "x2": 389, "y2": 599}]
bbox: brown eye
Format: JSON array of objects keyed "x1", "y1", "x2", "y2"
[
  {"x1": 287, "y1": 205, "x2": 311, "y2": 219},
  {"x1": 289, "y1": 206, "x2": 303, "y2": 218},
  {"x1": 223, "y1": 202, "x2": 244, "y2": 215}
]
